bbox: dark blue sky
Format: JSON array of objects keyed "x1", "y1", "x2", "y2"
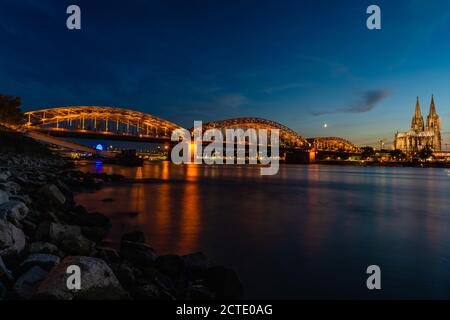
[{"x1": 1, "y1": 0, "x2": 450, "y2": 146}]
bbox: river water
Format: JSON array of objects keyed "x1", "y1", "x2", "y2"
[{"x1": 74, "y1": 161, "x2": 450, "y2": 299}]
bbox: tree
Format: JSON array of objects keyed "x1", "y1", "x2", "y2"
[
  {"x1": 390, "y1": 149, "x2": 406, "y2": 161},
  {"x1": 361, "y1": 146, "x2": 375, "y2": 159},
  {"x1": 418, "y1": 146, "x2": 433, "y2": 161},
  {"x1": 0, "y1": 94, "x2": 22, "y2": 125}
]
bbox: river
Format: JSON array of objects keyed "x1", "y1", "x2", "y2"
[{"x1": 74, "y1": 161, "x2": 450, "y2": 299}]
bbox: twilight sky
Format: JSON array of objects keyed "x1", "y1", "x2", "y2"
[{"x1": 1, "y1": 0, "x2": 450, "y2": 147}]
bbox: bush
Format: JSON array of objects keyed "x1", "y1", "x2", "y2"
[{"x1": 0, "y1": 94, "x2": 22, "y2": 125}]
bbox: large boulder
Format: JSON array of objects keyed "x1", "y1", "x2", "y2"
[
  {"x1": 10, "y1": 194, "x2": 32, "y2": 206},
  {"x1": 110, "y1": 260, "x2": 136, "y2": 291},
  {"x1": 0, "y1": 190, "x2": 9, "y2": 205},
  {"x1": 120, "y1": 241, "x2": 157, "y2": 267},
  {"x1": 0, "y1": 181, "x2": 21, "y2": 195},
  {"x1": 183, "y1": 252, "x2": 211, "y2": 272},
  {"x1": 35, "y1": 222, "x2": 81, "y2": 243},
  {"x1": 19, "y1": 254, "x2": 60, "y2": 272},
  {"x1": 35, "y1": 256, "x2": 129, "y2": 300},
  {"x1": 59, "y1": 234, "x2": 95, "y2": 256},
  {"x1": 13, "y1": 266, "x2": 48, "y2": 300},
  {"x1": 205, "y1": 266, "x2": 244, "y2": 299},
  {"x1": 34, "y1": 222, "x2": 94, "y2": 256},
  {"x1": 186, "y1": 284, "x2": 215, "y2": 300},
  {"x1": 95, "y1": 246, "x2": 120, "y2": 264},
  {"x1": 132, "y1": 279, "x2": 167, "y2": 300},
  {"x1": 0, "y1": 219, "x2": 26, "y2": 257},
  {"x1": 39, "y1": 184, "x2": 66, "y2": 207},
  {"x1": 140, "y1": 266, "x2": 176, "y2": 296},
  {"x1": 0, "y1": 256, "x2": 13, "y2": 283},
  {"x1": 81, "y1": 226, "x2": 109, "y2": 243},
  {"x1": 27, "y1": 242, "x2": 61, "y2": 257},
  {"x1": 156, "y1": 255, "x2": 186, "y2": 279},
  {"x1": 0, "y1": 171, "x2": 11, "y2": 182},
  {"x1": 0, "y1": 200, "x2": 29, "y2": 223}
]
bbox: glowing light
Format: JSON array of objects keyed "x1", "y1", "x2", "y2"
[
  {"x1": 95, "y1": 143, "x2": 104, "y2": 151},
  {"x1": 323, "y1": 123, "x2": 328, "y2": 128}
]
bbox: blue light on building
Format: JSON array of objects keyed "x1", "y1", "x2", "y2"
[{"x1": 95, "y1": 143, "x2": 104, "y2": 151}]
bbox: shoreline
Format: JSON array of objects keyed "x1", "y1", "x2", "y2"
[{"x1": 0, "y1": 130, "x2": 244, "y2": 300}]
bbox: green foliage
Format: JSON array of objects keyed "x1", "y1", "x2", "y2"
[{"x1": 0, "y1": 94, "x2": 22, "y2": 124}]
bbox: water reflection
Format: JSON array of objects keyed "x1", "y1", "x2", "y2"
[{"x1": 75, "y1": 161, "x2": 450, "y2": 299}]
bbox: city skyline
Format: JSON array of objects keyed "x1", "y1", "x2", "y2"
[{"x1": 1, "y1": 0, "x2": 450, "y2": 147}]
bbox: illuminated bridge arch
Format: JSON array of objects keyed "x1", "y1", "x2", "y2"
[
  {"x1": 24, "y1": 106, "x2": 182, "y2": 140},
  {"x1": 201, "y1": 117, "x2": 310, "y2": 148},
  {"x1": 307, "y1": 137, "x2": 360, "y2": 152}
]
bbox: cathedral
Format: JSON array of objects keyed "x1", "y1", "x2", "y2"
[{"x1": 394, "y1": 96, "x2": 441, "y2": 154}]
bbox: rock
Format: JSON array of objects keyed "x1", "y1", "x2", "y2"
[
  {"x1": 39, "y1": 184, "x2": 66, "y2": 207},
  {"x1": 205, "y1": 266, "x2": 244, "y2": 299},
  {"x1": 156, "y1": 255, "x2": 186, "y2": 279},
  {"x1": 0, "y1": 171, "x2": 11, "y2": 182},
  {"x1": 35, "y1": 256, "x2": 129, "y2": 300},
  {"x1": 20, "y1": 254, "x2": 60, "y2": 272},
  {"x1": 0, "y1": 256, "x2": 14, "y2": 283},
  {"x1": 0, "y1": 219, "x2": 26, "y2": 257},
  {"x1": 49, "y1": 223, "x2": 81, "y2": 242},
  {"x1": 13, "y1": 266, "x2": 48, "y2": 300},
  {"x1": 10, "y1": 194, "x2": 32, "y2": 206},
  {"x1": 120, "y1": 241, "x2": 157, "y2": 267},
  {"x1": 96, "y1": 247, "x2": 120, "y2": 264},
  {"x1": 186, "y1": 284, "x2": 215, "y2": 300},
  {"x1": 110, "y1": 261, "x2": 136, "y2": 290},
  {"x1": 55, "y1": 180, "x2": 71, "y2": 196},
  {"x1": 121, "y1": 231, "x2": 145, "y2": 243},
  {"x1": 0, "y1": 190, "x2": 9, "y2": 205},
  {"x1": 132, "y1": 279, "x2": 162, "y2": 300},
  {"x1": 81, "y1": 226, "x2": 108, "y2": 243},
  {"x1": 60, "y1": 234, "x2": 95, "y2": 256},
  {"x1": 35, "y1": 222, "x2": 81, "y2": 243},
  {"x1": 141, "y1": 266, "x2": 176, "y2": 295},
  {"x1": 21, "y1": 219, "x2": 37, "y2": 237},
  {"x1": 34, "y1": 221, "x2": 52, "y2": 242},
  {"x1": 41, "y1": 211, "x2": 61, "y2": 224},
  {"x1": 183, "y1": 252, "x2": 211, "y2": 272},
  {"x1": 0, "y1": 181, "x2": 20, "y2": 194},
  {"x1": 0, "y1": 200, "x2": 29, "y2": 223},
  {"x1": 28, "y1": 242, "x2": 61, "y2": 256}
]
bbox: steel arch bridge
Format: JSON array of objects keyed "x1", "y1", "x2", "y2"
[
  {"x1": 200, "y1": 117, "x2": 310, "y2": 148},
  {"x1": 23, "y1": 106, "x2": 182, "y2": 142},
  {"x1": 307, "y1": 137, "x2": 360, "y2": 152}
]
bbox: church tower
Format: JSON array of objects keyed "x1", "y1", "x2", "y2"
[
  {"x1": 426, "y1": 95, "x2": 441, "y2": 151},
  {"x1": 411, "y1": 97, "x2": 424, "y2": 133}
]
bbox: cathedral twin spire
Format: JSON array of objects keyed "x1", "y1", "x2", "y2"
[
  {"x1": 394, "y1": 95, "x2": 442, "y2": 153},
  {"x1": 411, "y1": 95, "x2": 439, "y2": 133},
  {"x1": 411, "y1": 96, "x2": 424, "y2": 132}
]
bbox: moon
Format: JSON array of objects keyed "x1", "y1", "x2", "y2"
[{"x1": 323, "y1": 123, "x2": 328, "y2": 128}]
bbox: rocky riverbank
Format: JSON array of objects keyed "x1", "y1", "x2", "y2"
[{"x1": 0, "y1": 131, "x2": 244, "y2": 300}]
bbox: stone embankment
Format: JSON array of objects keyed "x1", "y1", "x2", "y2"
[{"x1": 0, "y1": 129, "x2": 243, "y2": 300}]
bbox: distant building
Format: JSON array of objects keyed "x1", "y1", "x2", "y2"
[{"x1": 394, "y1": 96, "x2": 441, "y2": 154}]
